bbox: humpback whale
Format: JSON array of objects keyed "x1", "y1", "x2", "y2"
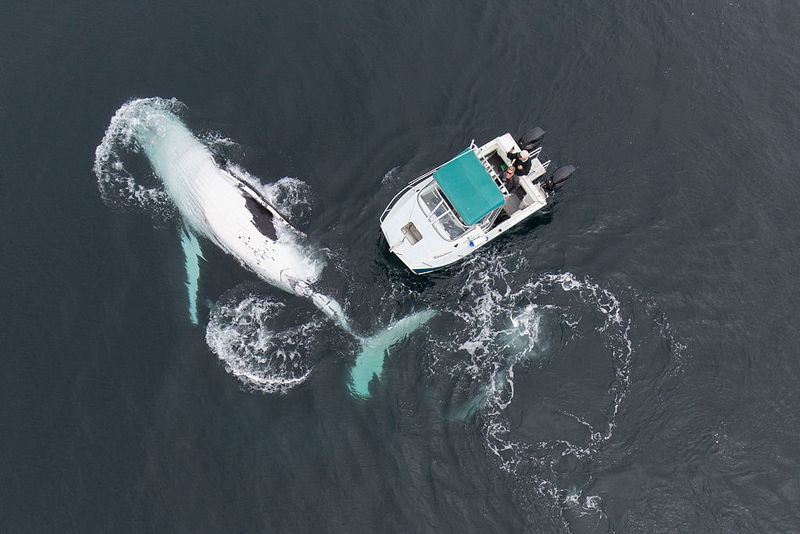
[
  {"x1": 95, "y1": 98, "x2": 346, "y2": 326},
  {"x1": 94, "y1": 98, "x2": 433, "y2": 396}
]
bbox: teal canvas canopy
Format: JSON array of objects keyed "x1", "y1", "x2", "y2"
[{"x1": 433, "y1": 150, "x2": 504, "y2": 226}]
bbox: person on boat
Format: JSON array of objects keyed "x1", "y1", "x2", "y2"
[
  {"x1": 508, "y1": 149, "x2": 532, "y2": 176},
  {"x1": 502, "y1": 166, "x2": 519, "y2": 194}
]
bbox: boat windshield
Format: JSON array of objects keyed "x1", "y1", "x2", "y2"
[{"x1": 418, "y1": 182, "x2": 469, "y2": 240}]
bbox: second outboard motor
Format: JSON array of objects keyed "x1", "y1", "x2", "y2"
[
  {"x1": 543, "y1": 165, "x2": 575, "y2": 192},
  {"x1": 518, "y1": 127, "x2": 546, "y2": 151}
]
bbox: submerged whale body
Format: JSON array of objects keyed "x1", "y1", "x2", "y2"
[{"x1": 95, "y1": 97, "x2": 433, "y2": 396}]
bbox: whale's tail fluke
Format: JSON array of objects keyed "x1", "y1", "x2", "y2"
[{"x1": 348, "y1": 310, "x2": 437, "y2": 398}]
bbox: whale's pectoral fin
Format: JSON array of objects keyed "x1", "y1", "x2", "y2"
[
  {"x1": 348, "y1": 310, "x2": 437, "y2": 398},
  {"x1": 180, "y1": 228, "x2": 205, "y2": 325},
  {"x1": 244, "y1": 196, "x2": 277, "y2": 240}
]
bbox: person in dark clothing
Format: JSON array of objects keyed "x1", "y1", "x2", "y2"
[
  {"x1": 508, "y1": 149, "x2": 532, "y2": 176},
  {"x1": 502, "y1": 166, "x2": 519, "y2": 193}
]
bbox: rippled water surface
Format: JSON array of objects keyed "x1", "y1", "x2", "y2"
[{"x1": 2, "y1": 0, "x2": 800, "y2": 531}]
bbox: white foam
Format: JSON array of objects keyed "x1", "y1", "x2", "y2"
[
  {"x1": 205, "y1": 294, "x2": 324, "y2": 394},
  {"x1": 93, "y1": 97, "x2": 179, "y2": 221},
  {"x1": 380, "y1": 166, "x2": 400, "y2": 185}
]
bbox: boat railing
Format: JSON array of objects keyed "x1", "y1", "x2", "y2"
[
  {"x1": 380, "y1": 139, "x2": 519, "y2": 222},
  {"x1": 379, "y1": 169, "x2": 436, "y2": 223},
  {"x1": 380, "y1": 183, "x2": 413, "y2": 223},
  {"x1": 470, "y1": 140, "x2": 512, "y2": 195}
]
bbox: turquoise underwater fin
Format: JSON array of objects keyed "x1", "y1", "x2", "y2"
[
  {"x1": 180, "y1": 228, "x2": 205, "y2": 325},
  {"x1": 348, "y1": 310, "x2": 437, "y2": 398}
]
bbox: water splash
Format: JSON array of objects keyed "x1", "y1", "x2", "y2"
[
  {"x1": 93, "y1": 98, "x2": 182, "y2": 222},
  {"x1": 205, "y1": 293, "x2": 325, "y2": 394}
]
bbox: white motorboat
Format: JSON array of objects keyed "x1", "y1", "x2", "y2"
[{"x1": 380, "y1": 129, "x2": 574, "y2": 274}]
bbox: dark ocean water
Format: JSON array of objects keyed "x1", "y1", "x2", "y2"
[{"x1": 3, "y1": 0, "x2": 800, "y2": 532}]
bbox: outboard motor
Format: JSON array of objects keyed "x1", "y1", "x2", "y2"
[
  {"x1": 543, "y1": 165, "x2": 575, "y2": 192},
  {"x1": 517, "y1": 127, "x2": 546, "y2": 151}
]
